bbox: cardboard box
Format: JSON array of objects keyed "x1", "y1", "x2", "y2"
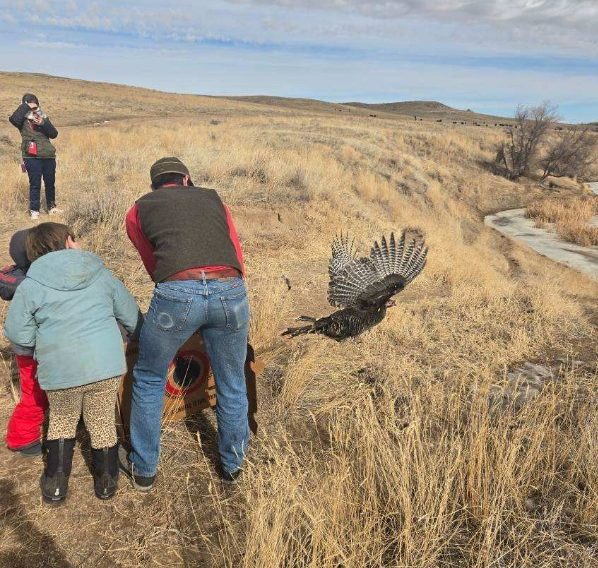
[{"x1": 118, "y1": 333, "x2": 262, "y2": 436}]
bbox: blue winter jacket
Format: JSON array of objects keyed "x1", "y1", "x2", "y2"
[{"x1": 4, "y1": 249, "x2": 141, "y2": 391}]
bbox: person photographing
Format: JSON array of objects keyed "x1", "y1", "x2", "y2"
[{"x1": 9, "y1": 93, "x2": 60, "y2": 219}]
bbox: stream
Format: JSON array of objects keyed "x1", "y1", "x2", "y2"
[{"x1": 484, "y1": 186, "x2": 598, "y2": 280}]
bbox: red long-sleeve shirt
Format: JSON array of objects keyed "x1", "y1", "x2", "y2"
[{"x1": 125, "y1": 202, "x2": 245, "y2": 281}]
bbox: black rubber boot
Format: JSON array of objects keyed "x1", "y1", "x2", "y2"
[
  {"x1": 91, "y1": 445, "x2": 119, "y2": 500},
  {"x1": 40, "y1": 438, "x2": 76, "y2": 505}
]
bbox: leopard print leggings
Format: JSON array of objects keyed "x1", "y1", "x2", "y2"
[{"x1": 46, "y1": 377, "x2": 121, "y2": 449}]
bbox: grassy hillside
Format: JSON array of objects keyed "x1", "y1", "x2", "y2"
[
  {"x1": 0, "y1": 73, "x2": 596, "y2": 568},
  {"x1": 342, "y1": 100, "x2": 514, "y2": 123},
  {"x1": 0, "y1": 72, "x2": 270, "y2": 126},
  {"x1": 225, "y1": 95, "x2": 515, "y2": 125}
]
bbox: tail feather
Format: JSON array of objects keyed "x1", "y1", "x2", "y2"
[{"x1": 282, "y1": 324, "x2": 314, "y2": 337}]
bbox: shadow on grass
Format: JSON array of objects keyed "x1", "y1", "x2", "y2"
[{"x1": 0, "y1": 479, "x2": 72, "y2": 568}]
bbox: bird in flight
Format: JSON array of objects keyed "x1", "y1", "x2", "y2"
[{"x1": 283, "y1": 228, "x2": 428, "y2": 341}]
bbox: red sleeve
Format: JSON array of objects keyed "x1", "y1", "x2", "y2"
[
  {"x1": 125, "y1": 204, "x2": 157, "y2": 278},
  {"x1": 224, "y1": 205, "x2": 245, "y2": 275}
]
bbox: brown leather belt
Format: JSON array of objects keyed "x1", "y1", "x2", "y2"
[{"x1": 165, "y1": 267, "x2": 241, "y2": 282}]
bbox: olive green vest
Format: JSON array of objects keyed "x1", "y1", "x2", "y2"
[{"x1": 20, "y1": 121, "x2": 56, "y2": 159}]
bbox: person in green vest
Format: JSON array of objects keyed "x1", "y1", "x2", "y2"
[{"x1": 9, "y1": 93, "x2": 61, "y2": 220}]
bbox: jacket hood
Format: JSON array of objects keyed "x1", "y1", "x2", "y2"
[
  {"x1": 26, "y1": 250, "x2": 105, "y2": 291},
  {"x1": 9, "y1": 229, "x2": 31, "y2": 270}
]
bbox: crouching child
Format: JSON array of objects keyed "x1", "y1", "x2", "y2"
[
  {"x1": 1, "y1": 229, "x2": 48, "y2": 456},
  {"x1": 4, "y1": 223, "x2": 142, "y2": 504}
]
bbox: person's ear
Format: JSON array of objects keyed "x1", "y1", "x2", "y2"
[
  {"x1": 183, "y1": 175, "x2": 190, "y2": 186},
  {"x1": 66, "y1": 236, "x2": 80, "y2": 250}
]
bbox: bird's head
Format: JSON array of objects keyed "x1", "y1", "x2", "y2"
[{"x1": 385, "y1": 299, "x2": 396, "y2": 308}]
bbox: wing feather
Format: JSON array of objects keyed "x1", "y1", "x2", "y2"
[
  {"x1": 357, "y1": 228, "x2": 428, "y2": 302},
  {"x1": 328, "y1": 257, "x2": 379, "y2": 307},
  {"x1": 328, "y1": 228, "x2": 428, "y2": 308},
  {"x1": 329, "y1": 232, "x2": 357, "y2": 279}
]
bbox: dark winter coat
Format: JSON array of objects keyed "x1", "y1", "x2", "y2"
[{"x1": 9, "y1": 103, "x2": 58, "y2": 159}]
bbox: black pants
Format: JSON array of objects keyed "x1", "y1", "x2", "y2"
[{"x1": 24, "y1": 158, "x2": 56, "y2": 212}]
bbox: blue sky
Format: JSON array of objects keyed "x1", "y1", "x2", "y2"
[{"x1": 0, "y1": 0, "x2": 596, "y2": 122}]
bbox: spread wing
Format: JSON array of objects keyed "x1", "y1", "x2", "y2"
[
  {"x1": 327, "y1": 229, "x2": 428, "y2": 308},
  {"x1": 327, "y1": 234, "x2": 380, "y2": 307},
  {"x1": 368, "y1": 229, "x2": 428, "y2": 285},
  {"x1": 327, "y1": 258, "x2": 380, "y2": 308}
]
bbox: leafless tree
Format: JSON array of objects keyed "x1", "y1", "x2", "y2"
[
  {"x1": 495, "y1": 103, "x2": 558, "y2": 179},
  {"x1": 539, "y1": 127, "x2": 597, "y2": 181}
]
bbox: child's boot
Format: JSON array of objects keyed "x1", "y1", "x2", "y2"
[
  {"x1": 91, "y1": 444, "x2": 119, "y2": 499},
  {"x1": 40, "y1": 438, "x2": 75, "y2": 504}
]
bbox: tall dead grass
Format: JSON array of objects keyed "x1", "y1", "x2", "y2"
[
  {"x1": 0, "y1": 105, "x2": 596, "y2": 567},
  {"x1": 527, "y1": 196, "x2": 598, "y2": 246}
]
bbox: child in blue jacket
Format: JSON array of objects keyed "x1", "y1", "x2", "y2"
[{"x1": 4, "y1": 222, "x2": 142, "y2": 503}]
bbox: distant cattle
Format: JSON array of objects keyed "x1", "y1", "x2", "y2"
[
  {"x1": 369, "y1": 114, "x2": 377, "y2": 118},
  {"x1": 436, "y1": 119, "x2": 442, "y2": 122}
]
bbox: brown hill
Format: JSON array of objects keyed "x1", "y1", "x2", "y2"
[
  {"x1": 344, "y1": 100, "x2": 455, "y2": 113},
  {"x1": 344, "y1": 100, "x2": 514, "y2": 123}
]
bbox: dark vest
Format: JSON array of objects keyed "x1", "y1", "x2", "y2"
[{"x1": 136, "y1": 186, "x2": 242, "y2": 283}]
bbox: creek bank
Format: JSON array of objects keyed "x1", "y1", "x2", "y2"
[{"x1": 484, "y1": 208, "x2": 598, "y2": 279}]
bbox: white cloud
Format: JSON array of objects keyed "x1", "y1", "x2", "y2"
[
  {"x1": 234, "y1": 0, "x2": 598, "y2": 27},
  {"x1": 4, "y1": 0, "x2": 597, "y2": 54},
  {"x1": 233, "y1": 0, "x2": 598, "y2": 54},
  {"x1": 0, "y1": 0, "x2": 595, "y2": 121}
]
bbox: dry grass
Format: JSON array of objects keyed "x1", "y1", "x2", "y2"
[
  {"x1": 527, "y1": 197, "x2": 598, "y2": 246},
  {"x1": 0, "y1": 74, "x2": 596, "y2": 568}
]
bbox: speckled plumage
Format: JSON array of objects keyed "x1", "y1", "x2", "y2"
[{"x1": 283, "y1": 228, "x2": 428, "y2": 341}]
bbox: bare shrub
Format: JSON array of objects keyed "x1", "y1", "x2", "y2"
[
  {"x1": 495, "y1": 103, "x2": 558, "y2": 179},
  {"x1": 539, "y1": 127, "x2": 597, "y2": 181}
]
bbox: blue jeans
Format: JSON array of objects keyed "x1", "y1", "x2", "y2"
[
  {"x1": 24, "y1": 158, "x2": 56, "y2": 212},
  {"x1": 129, "y1": 277, "x2": 250, "y2": 477}
]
